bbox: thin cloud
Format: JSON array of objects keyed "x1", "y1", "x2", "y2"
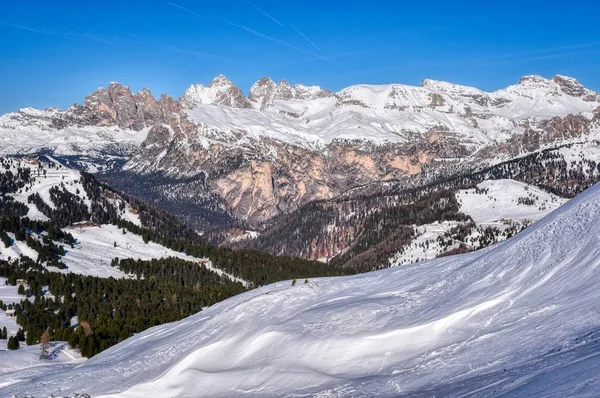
[
  {"x1": 468, "y1": 41, "x2": 600, "y2": 64},
  {"x1": 243, "y1": 0, "x2": 282, "y2": 26},
  {"x1": 499, "y1": 48, "x2": 600, "y2": 64},
  {"x1": 65, "y1": 30, "x2": 112, "y2": 44},
  {"x1": 291, "y1": 25, "x2": 321, "y2": 52}
]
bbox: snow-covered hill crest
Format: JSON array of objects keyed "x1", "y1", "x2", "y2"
[{"x1": 5, "y1": 179, "x2": 600, "y2": 397}]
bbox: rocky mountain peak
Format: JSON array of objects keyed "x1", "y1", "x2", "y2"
[
  {"x1": 255, "y1": 76, "x2": 276, "y2": 87},
  {"x1": 518, "y1": 75, "x2": 550, "y2": 85},
  {"x1": 420, "y1": 79, "x2": 440, "y2": 88},
  {"x1": 249, "y1": 77, "x2": 277, "y2": 103},
  {"x1": 248, "y1": 77, "x2": 332, "y2": 109},
  {"x1": 274, "y1": 79, "x2": 295, "y2": 100},
  {"x1": 181, "y1": 76, "x2": 251, "y2": 109},
  {"x1": 552, "y1": 75, "x2": 589, "y2": 97},
  {"x1": 61, "y1": 83, "x2": 179, "y2": 131},
  {"x1": 136, "y1": 87, "x2": 153, "y2": 97},
  {"x1": 208, "y1": 74, "x2": 234, "y2": 88}
]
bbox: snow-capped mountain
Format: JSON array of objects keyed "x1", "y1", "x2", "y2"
[
  {"x1": 125, "y1": 74, "x2": 600, "y2": 224},
  {"x1": 5, "y1": 180, "x2": 600, "y2": 397},
  {"x1": 2, "y1": 74, "x2": 599, "y2": 225}
]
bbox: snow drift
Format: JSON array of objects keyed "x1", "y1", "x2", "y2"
[{"x1": 4, "y1": 183, "x2": 600, "y2": 397}]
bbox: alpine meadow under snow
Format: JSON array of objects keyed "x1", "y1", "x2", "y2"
[{"x1": 2, "y1": 180, "x2": 600, "y2": 396}]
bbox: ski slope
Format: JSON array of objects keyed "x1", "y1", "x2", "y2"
[{"x1": 4, "y1": 182, "x2": 600, "y2": 397}]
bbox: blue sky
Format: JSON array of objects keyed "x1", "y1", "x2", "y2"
[{"x1": 1, "y1": 0, "x2": 599, "y2": 113}]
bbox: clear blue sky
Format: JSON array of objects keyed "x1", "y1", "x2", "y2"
[{"x1": 1, "y1": 0, "x2": 599, "y2": 113}]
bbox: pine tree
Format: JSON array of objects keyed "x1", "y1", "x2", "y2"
[{"x1": 7, "y1": 336, "x2": 19, "y2": 350}]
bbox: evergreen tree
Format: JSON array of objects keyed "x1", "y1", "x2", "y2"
[{"x1": 7, "y1": 336, "x2": 19, "y2": 350}]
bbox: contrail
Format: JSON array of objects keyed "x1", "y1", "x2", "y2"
[
  {"x1": 167, "y1": 1, "x2": 221, "y2": 28},
  {"x1": 165, "y1": 44, "x2": 236, "y2": 62},
  {"x1": 5, "y1": 23, "x2": 113, "y2": 44},
  {"x1": 244, "y1": 0, "x2": 282, "y2": 26},
  {"x1": 9, "y1": 24, "x2": 42, "y2": 33},
  {"x1": 291, "y1": 25, "x2": 321, "y2": 52},
  {"x1": 167, "y1": 2, "x2": 203, "y2": 18},
  {"x1": 229, "y1": 22, "x2": 317, "y2": 57}
]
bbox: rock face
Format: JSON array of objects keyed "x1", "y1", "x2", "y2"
[
  {"x1": 130, "y1": 116, "x2": 440, "y2": 224},
  {"x1": 63, "y1": 83, "x2": 180, "y2": 131},
  {"x1": 124, "y1": 74, "x2": 600, "y2": 226}
]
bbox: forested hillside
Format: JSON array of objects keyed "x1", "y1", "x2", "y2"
[
  {"x1": 229, "y1": 142, "x2": 597, "y2": 267},
  {"x1": 0, "y1": 157, "x2": 349, "y2": 359}
]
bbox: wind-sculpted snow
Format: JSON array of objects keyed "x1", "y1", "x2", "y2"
[{"x1": 4, "y1": 183, "x2": 600, "y2": 397}]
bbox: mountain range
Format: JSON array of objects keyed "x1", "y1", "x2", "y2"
[{"x1": 2, "y1": 74, "x2": 598, "y2": 225}]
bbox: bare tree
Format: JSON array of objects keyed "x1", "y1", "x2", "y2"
[
  {"x1": 80, "y1": 321, "x2": 93, "y2": 337},
  {"x1": 40, "y1": 329, "x2": 51, "y2": 359}
]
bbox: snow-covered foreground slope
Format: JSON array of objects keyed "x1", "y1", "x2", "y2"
[{"x1": 5, "y1": 183, "x2": 600, "y2": 397}]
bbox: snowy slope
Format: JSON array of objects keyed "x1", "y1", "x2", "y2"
[
  {"x1": 56, "y1": 224, "x2": 204, "y2": 279},
  {"x1": 0, "y1": 343, "x2": 85, "y2": 390},
  {"x1": 5, "y1": 182, "x2": 600, "y2": 397},
  {"x1": 457, "y1": 179, "x2": 567, "y2": 223},
  {"x1": 56, "y1": 224, "x2": 248, "y2": 285},
  {"x1": 0, "y1": 108, "x2": 146, "y2": 161},
  {"x1": 390, "y1": 179, "x2": 567, "y2": 266}
]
